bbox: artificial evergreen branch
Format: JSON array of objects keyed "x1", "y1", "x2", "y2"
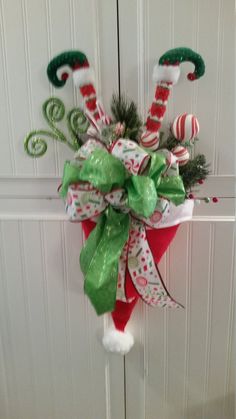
[
  {"x1": 159, "y1": 133, "x2": 198, "y2": 151},
  {"x1": 179, "y1": 154, "x2": 210, "y2": 191},
  {"x1": 110, "y1": 94, "x2": 142, "y2": 141},
  {"x1": 165, "y1": 135, "x2": 180, "y2": 150}
]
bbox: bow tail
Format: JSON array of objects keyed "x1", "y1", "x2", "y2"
[
  {"x1": 127, "y1": 220, "x2": 182, "y2": 308},
  {"x1": 80, "y1": 207, "x2": 130, "y2": 315},
  {"x1": 116, "y1": 242, "x2": 129, "y2": 302},
  {"x1": 116, "y1": 242, "x2": 137, "y2": 303}
]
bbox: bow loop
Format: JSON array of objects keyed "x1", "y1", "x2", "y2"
[
  {"x1": 79, "y1": 148, "x2": 126, "y2": 193},
  {"x1": 147, "y1": 151, "x2": 167, "y2": 183},
  {"x1": 158, "y1": 175, "x2": 186, "y2": 205},
  {"x1": 126, "y1": 175, "x2": 157, "y2": 217}
]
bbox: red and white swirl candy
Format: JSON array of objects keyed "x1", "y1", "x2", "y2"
[
  {"x1": 172, "y1": 145, "x2": 190, "y2": 166},
  {"x1": 140, "y1": 131, "x2": 160, "y2": 151},
  {"x1": 171, "y1": 113, "x2": 199, "y2": 142}
]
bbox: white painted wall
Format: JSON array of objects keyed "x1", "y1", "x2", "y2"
[{"x1": 0, "y1": 1, "x2": 235, "y2": 418}]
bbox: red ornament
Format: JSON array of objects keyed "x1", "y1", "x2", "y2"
[
  {"x1": 198, "y1": 179, "x2": 204, "y2": 184},
  {"x1": 188, "y1": 193, "x2": 194, "y2": 199},
  {"x1": 212, "y1": 197, "x2": 219, "y2": 203}
]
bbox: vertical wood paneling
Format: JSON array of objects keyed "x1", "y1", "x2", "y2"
[
  {"x1": 123, "y1": 300, "x2": 146, "y2": 419},
  {"x1": 0, "y1": 0, "x2": 44, "y2": 175},
  {"x1": 204, "y1": 223, "x2": 235, "y2": 419},
  {"x1": 0, "y1": 221, "x2": 19, "y2": 418},
  {"x1": 0, "y1": 0, "x2": 118, "y2": 177},
  {"x1": 186, "y1": 222, "x2": 211, "y2": 416},
  {"x1": 119, "y1": 0, "x2": 235, "y2": 176},
  {"x1": 0, "y1": 330, "x2": 9, "y2": 419},
  {"x1": 0, "y1": 0, "x2": 17, "y2": 175},
  {"x1": 0, "y1": 1, "x2": 124, "y2": 416},
  {"x1": 0, "y1": 219, "x2": 125, "y2": 419},
  {"x1": 217, "y1": 1, "x2": 235, "y2": 175},
  {"x1": 124, "y1": 221, "x2": 235, "y2": 419},
  {"x1": 118, "y1": 5, "x2": 234, "y2": 416},
  {"x1": 223, "y1": 231, "x2": 235, "y2": 418},
  {"x1": 0, "y1": 221, "x2": 37, "y2": 418}
]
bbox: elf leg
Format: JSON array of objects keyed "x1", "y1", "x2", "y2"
[
  {"x1": 140, "y1": 47, "x2": 205, "y2": 151},
  {"x1": 47, "y1": 50, "x2": 102, "y2": 123}
]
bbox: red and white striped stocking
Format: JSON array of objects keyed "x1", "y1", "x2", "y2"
[{"x1": 140, "y1": 64, "x2": 180, "y2": 151}]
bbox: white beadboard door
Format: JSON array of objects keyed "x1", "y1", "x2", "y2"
[
  {"x1": 0, "y1": 1, "x2": 235, "y2": 419},
  {"x1": 0, "y1": 1, "x2": 125, "y2": 419},
  {"x1": 118, "y1": 0, "x2": 235, "y2": 418}
]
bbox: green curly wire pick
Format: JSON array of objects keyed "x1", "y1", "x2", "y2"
[{"x1": 24, "y1": 97, "x2": 89, "y2": 157}]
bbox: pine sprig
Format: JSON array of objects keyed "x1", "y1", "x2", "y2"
[
  {"x1": 179, "y1": 154, "x2": 210, "y2": 191},
  {"x1": 110, "y1": 94, "x2": 142, "y2": 141},
  {"x1": 165, "y1": 135, "x2": 180, "y2": 150},
  {"x1": 159, "y1": 133, "x2": 198, "y2": 151}
]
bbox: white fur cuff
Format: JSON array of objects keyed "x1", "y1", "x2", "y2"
[
  {"x1": 153, "y1": 64, "x2": 180, "y2": 85},
  {"x1": 72, "y1": 67, "x2": 95, "y2": 87}
]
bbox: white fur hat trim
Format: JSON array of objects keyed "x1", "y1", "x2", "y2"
[
  {"x1": 153, "y1": 64, "x2": 180, "y2": 85},
  {"x1": 72, "y1": 67, "x2": 95, "y2": 87}
]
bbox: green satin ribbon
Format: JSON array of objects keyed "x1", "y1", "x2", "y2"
[
  {"x1": 61, "y1": 148, "x2": 186, "y2": 314},
  {"x1": 148, "y1": 151, "x2": 167, "y2": 184},
  {"x1": 60, "y1": 161, "x2": 82, "y2": 197},
  {"x1": 80, "y1": 207, "x2": 130, "y2": 315},
  {"x1": 79, "y1": 148, "x2": 126, "y2": 193},
  {"x1": 157, "y1": 175, "x2": 186, "y2": 205},
  {"x1": 126, "y1": 175, "x2": 157, "y2": 217}
]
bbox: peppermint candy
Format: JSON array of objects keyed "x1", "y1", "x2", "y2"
[
  {"x1": 110, "y1": 138, "x2": 150, "y2": 175},
  {"x1": 140, "y1": 131, "x2": 160, "y2": 151},
  {"x1": 172, "y1": 145, "x2": 190, "y2": 166},
  {"x1": 171, "y1": 113, "x2": 199, "y2": 142}
]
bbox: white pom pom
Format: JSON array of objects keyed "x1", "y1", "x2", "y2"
[
  {"x1": 153, "y1": 64, "x2": 180, "y2": 85},
  {"x1": 72, "y1": 67, "x2": 95, "y2": 87},
  {"x1": 102, "y1": 327, "x2": 134, "y2": 355}
]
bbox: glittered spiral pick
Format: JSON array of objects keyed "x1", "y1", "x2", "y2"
[
  {"x1": 24, "y1": 97, "x2": 89, "y2": 157},
  {"x1": 67, "y1": 107, "x2": 89, "y2": 148}
]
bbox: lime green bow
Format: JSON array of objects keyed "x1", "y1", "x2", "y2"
[{"x1": 60, "y1": 148, "x2": 185, "y2": 314}]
